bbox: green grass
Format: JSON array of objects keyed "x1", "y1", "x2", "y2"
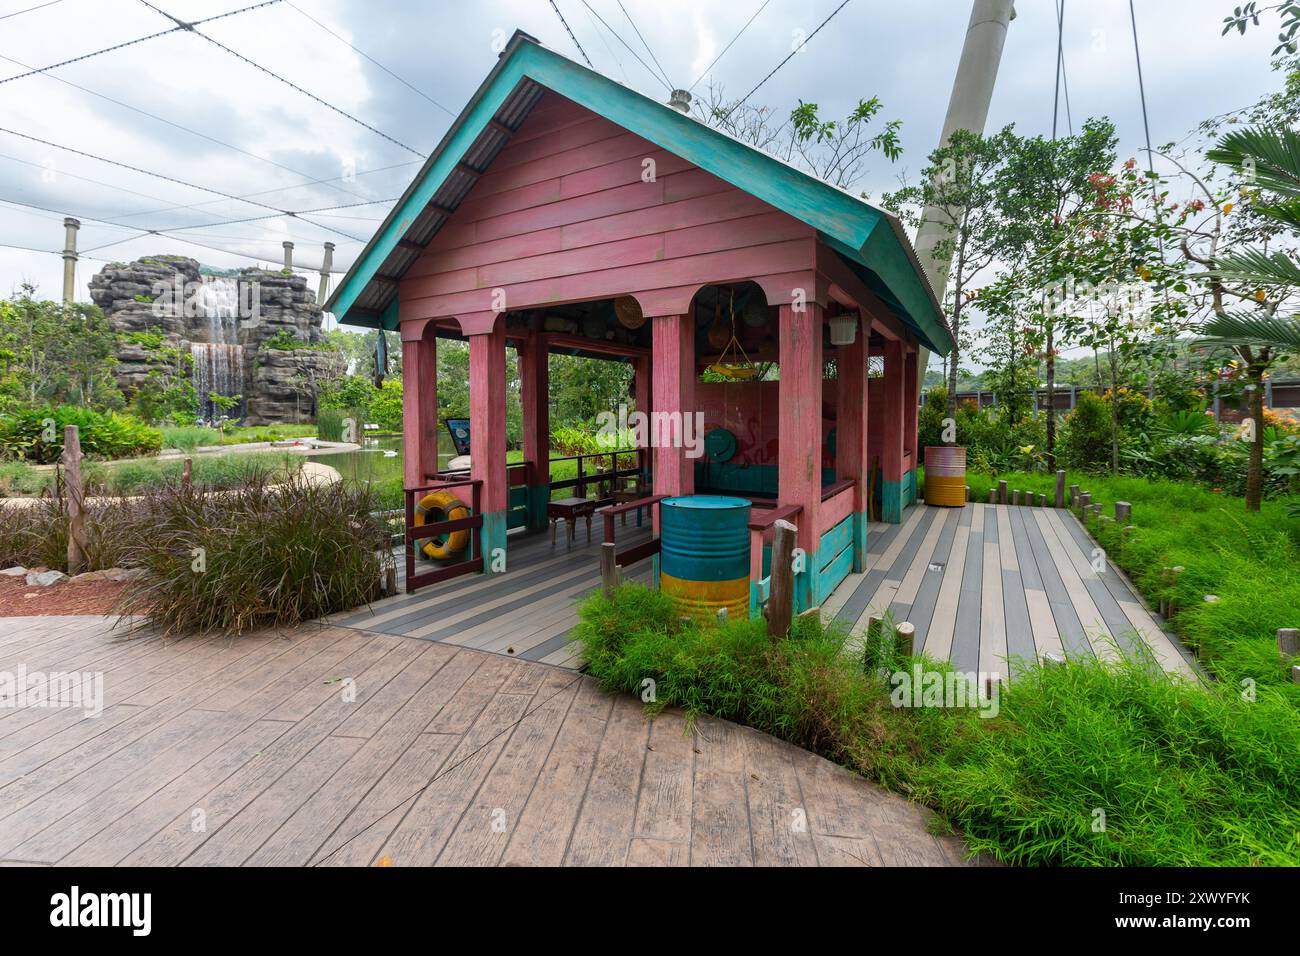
[
  {"x1": 216, "y1": 424, "x2": 317, "y2": 445},
  {"x1": 576, "y1": 585, "x2": 1300, "y2": 866},
  {"x1": 953, "y1": 471, "x2": 1300, "y2": 703},
  {"x1": 160, "y1": 426, "x2": 221, "y2": 452},
  {"x1": 0, "y1": 461, "x2": 50, "y2": 497},
  {"x1": 84, "y1": 453, "x2": 302, "y2": 496}
]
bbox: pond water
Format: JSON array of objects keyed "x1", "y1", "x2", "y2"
[{"x1": 311, "y1": 432, "x2": 456, "y2": 507}]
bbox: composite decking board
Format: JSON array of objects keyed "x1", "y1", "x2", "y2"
[
  {"x1": 1019, "y1": 508, "x2": 1093, "y2": 659},
  {"x1": 898, "y1": 507, "x2": 961, "y2": 653},
  {"x1": 1052, "y1": 511, "x2": 1176, "y2": 663},
  {"x1": 1034, "y1": 511, "x2": 1121, "y2": 662},
  {"x1": 920, "y1": 504, "x2": 973, "y2": 662},
  {"x1": 520, "y1": 629, "x2": 585, "y2": 662},
  {"x1": 1006, "y1": 506, "x2": 1067, "y2": 662},
  {"x1": 832, "y1": 513, "x2": 916, "y2": 627},
  {"x1": 996, "y1": 507, "x2": 1037, "y2": 674},
  {"x1": 949, "y1": 504, "x2": 986, "y2": 673},
  {"x1": 859, "y1": 507, "x2": 945, "y2": 626}
]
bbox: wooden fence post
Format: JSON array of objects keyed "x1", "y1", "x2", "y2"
[
  {"x1": 1114, "y1": 500, "x2": 1131, "y2": 523},
  {"x1": 182, "y1": 456, "x2": 193, "y2": 492},
  {"x1": 1068, "y1": 484, "x2": 1079, "y2": 508},
  {"x1": 64, "y1": 424, "x2": 85, "y2": 575},
  {"x1": 1279, "y1": 628, "x2": 1299, "y2": 659},
  {"x1": 987, "y1": 489, "x2": 996, "y2": 504},
  {"x1": 1055, "y1": 470, "x2": 1066, "y2": 509},
  {"x1": 894, "y1": 621, "x2": 916, "y2": 658},
  {"x1": 1012, "y1": 489, "x2": 1021, "y2": 506},
  {"x1": 766, "y1": 519, "x2": 797, "y2": 640},
  {"x1": 600, "y1": 541, "x2": 619, "y2": 598},
  {"x1": 997, "y1": 480, "x2": 1008, "y2": 505}
]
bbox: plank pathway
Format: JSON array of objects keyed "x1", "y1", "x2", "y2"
[
  {"x1": 823, "y1": 503, "x2": 1200, "y2": 682},
  {"x1": 338, "y1": 503, "x2": 1195, "y2": 684},
  {"x1": 0, "y1": 617, "x2": 985, "y2": 867}
]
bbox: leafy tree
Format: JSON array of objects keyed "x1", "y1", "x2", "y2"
[
  {"x1": 885, "y1": 126, "x2": 1018, "y2": 419},
  {"x1": 0, "y1": 284, "x2": 122, "y2": 411}
]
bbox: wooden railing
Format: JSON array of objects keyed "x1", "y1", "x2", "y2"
[
  {"x1": 747, "y1": 503, "x2": 802, "y2": 613},
  {"x1": 404, "y1": 477, "x2": 482, "y2": 592},
  {"x1": 548, "y1": 448, "x2": 645, "y2": 501},
  {"x1": 598, "y1": 493, "x2": 665, "y2": 568}
]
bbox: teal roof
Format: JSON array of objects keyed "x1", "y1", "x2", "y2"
[{"x1": 327, "y1": 31, "x2": 951, "y2": 355}]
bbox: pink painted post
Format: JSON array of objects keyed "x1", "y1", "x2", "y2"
[
  {"x1": 903, "y1": 347, "x2": 919, "y2": 506},
  {"x1": 778, "y1": 301, "x2": 822, "y2": 610},
  {"x1": 633, "y1": 352, "x2": 652, "y2": 491},
  {"x1": 400, "y1": 324, "x2": 438, "y2": 488},
  {"x1": 836, "y1": 315, "x2": 869, "y2": 571},
  {"x1": 650, "y1": 313, "x2": 694, "y2": 503},
  {"x1": 519, "y1": 331, "x2": 550, "y2": 530},
  {"x1": 880, "y1": 338, "x2": 906, "y2": 523},
  {"x1": 469, "y1": 319, "x2": 508, "y2": 569}
]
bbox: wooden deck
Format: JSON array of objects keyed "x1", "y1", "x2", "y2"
[
  {"x1": 335, "y1": 502, "x2": 1196, "y2": 683},
  {"x1": 0, "y1": 617, "x2": 985, "y2": 867},
  {"x1": 823, "y1": 503, "x2": 1199, "y2": 681},
  {"x1": 328, "y1": 522, "x2": 656, "y2": 668}
]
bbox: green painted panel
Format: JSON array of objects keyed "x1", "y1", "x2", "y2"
[{"x1": 817, "y1": 515, "x2": 853, "y2": 570}]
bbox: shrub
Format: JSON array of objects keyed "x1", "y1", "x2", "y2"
[
  {"x1": 1057, "y1": 391, "x2": 1113, "y2": 472},
  {"x1": 0, "y1": 406, "x2": 162, "y2": 463},
  {"x1": 83, "y1": 452, "x2": 300, "y2": 496},
  {"x1": 0, "y1": 461, "x2": 49, "y2": 497},
  {"x1": 316, "y1": 407, "x2": 352, "y2": 443},
  {"x1": 576, "y1": 584, "x2": 1300, "y2": 865},
  {"x1": 119, "y1": 476, "x2": 394, "y2": 635},
  {"x1": 0, "y1": 496, "x2": 149, "y2": 572},
  {"x1": 370, "y1": 378, "x2": 404, "y2": 432},
  {"x1": 161, "y1": 425, "x2": 220, "y2": 452}
]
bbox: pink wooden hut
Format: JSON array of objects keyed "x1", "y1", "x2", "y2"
[{"x1": 327, "y1": 30, "x2": 952, "y2": 612}]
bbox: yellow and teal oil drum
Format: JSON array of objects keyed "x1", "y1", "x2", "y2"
[
  {"x1": 659, "y1": 495, "x2": 751, "y2": 621},
  {"x1": 924, "y1": 446, "x2": 967, "y2": 507}
]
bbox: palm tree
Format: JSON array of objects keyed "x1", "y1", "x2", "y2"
[{"x1": 1198, "y1": 127, "x2": 1300, "y2": 509}]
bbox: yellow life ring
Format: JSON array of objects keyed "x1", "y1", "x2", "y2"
[{"x1": 414, "y1": 490, "x2": 470, "y2": 560}]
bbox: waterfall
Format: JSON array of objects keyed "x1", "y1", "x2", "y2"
[{"x1": 190, "y1": 276, "x2": 246, "y2": 423}]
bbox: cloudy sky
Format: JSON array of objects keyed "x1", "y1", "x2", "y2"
[{"x1": 0, "y1": 0, "x2": 1285, "y2": 343}]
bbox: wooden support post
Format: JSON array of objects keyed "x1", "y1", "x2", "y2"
[
  {"x1": 766, "y1": 518, "x2": 797, "y2": 640},
  {"x1": 600, "y1": 541, "x2": 619, "y2": 598},
  {"x1": 1278, "y1": 628, "x2": 1300, "y2": 658},
  {"x1": 836, "y1": 310, "x2": 869, "y2": 571},
  {"x1": 384, "y1": 565, "x2": 397, "y2": 596},
  {"x1": 520, "y1": 331, "x2": 550, "y2": 531},
  {"x1": 1055, "y1": 470, "x2": 1066, "y2": 508},
  {"x1": 651, "y1": 313, "x2": 695, "y2": 502},
  {"x1": 879, "y1": 337, "x2": 906, "y2": 523},
  {"x1": 182, "y1": 456, "x2": 193, "y2": 492},
  {"x1": 778, "y1": 301, "x2": 823, "y2": 606},
  {"x1": 470, "y1": 321, "x2": 508, "y2": 571},
  {"x1": 893, "y1": 621, "x2": 916, "y2": 658},
  {"x1": 997, "y1": 480, "x2": 1007, "y2": 505},
  {"x1": 1115, "y1": 500, "x2": 1131, "y2": 523},
  {"x1": 64, "y1": 425, "x2": 85, "y2": 575},
  {"x1": 401, "y1": 325, "x2": 439, "y2": 487}
]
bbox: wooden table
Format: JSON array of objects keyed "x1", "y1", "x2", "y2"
[{"x1": 549, "y1": 497, "x2": 597, "y2": 546}]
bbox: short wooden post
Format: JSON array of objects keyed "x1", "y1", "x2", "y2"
[
  {"x1": 64, "y1": 425, "x2": 85, "y2": 575},
  {"x1": 1036, "y1": 493, "x2": 1047, "y2": 507},
  {"x1": 1012, "y1": 489, "x2": 1021, "y2": 506},
  {"x1": 1078, "y1": 492, "x2": 1091, "y2": 517},
  {"x1": 1292, "y1": 664, "x2": 1300, "y2": 684},
  {"x1": 1279, "y1": 628, "x2": 1300, "y2": 658},
  {"x1": 384, "y1": 565, "x2": 397, "y2": 595},
  {"x1": 182, "y1": 456, "x2": 193, "y2": 492},
  {"x1": 893, "y1": 621, "x2": 916, "y2": 658},
  {"x1": 1114, "y1": 500, "x2": 1131, "y2": 523},
  {"x1": 1068, "y1": 484, "x2": 1079, "y2": 507},
  {"x1": 1055, "y1": 470, "x2": 1066, "y2": 508},
  {"x1": 865, "y1": 613, "x2": 885, "y2": 669},
  {"x1": 600, "y1": 541, "x2": 619, "y2": 598},
  {"x1": 987, "y1": 489, "x2": 996, "y2": 504},
  {"x1": 1158, "y1": 566, "x2": 1172, "y2": 617},
  {"x1": 965, "y1": 485, "x2": 971, "y2": 502},
  {"x1": 716, "y1": 606, "x2": 728, "y2": 624},
  {"x1": 997, "y1": 480, "x2": 1008, "y2": 505},
  {"x1": 766, "y1": 519, "x2": 797, "y2": 640},
  {"x1": 1167, "y1": 566, "x2": 1184, "y2": 618},
  {"x1": 1043, "y1": 652, "x2": 1066, "y2": 667}
]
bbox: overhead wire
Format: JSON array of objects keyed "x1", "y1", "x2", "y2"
[{"x1": 689, "y1": 0, "x2": 770, "y2": 91}]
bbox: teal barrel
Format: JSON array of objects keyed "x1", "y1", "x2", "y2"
[{"x1": 659, "y1": 495, "x2": 751, "y2": 621}]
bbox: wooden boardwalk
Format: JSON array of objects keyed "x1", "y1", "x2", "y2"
[
  {"x1": 334, "y1": 503, "x2": 1196, "y2": 683},
  {"x1": 823, "y1": 503, "x2": 1199, "y2": 682},
  {"x1": 0, "y1": 617, "x2": 985, "y2": 867}
]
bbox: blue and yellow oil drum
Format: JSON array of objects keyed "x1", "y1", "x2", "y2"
[{"x1": 659, "y1": 495, "x2": 751, "y2": 621}]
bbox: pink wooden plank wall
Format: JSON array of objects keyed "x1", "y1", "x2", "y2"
[{"x1": 399, "y1": 92, "x2": 818, "y2": 326}]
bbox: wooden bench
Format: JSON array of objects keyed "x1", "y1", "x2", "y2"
[{"x1": 548, "y1": 497, "x2": 596, "y2": 547}]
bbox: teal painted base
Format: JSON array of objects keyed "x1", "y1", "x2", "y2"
[
  {"x1": 904, "y1": 468, "x2": 918, "y2": 506},
  {"x1": 851, "y1": 510, "x2": 869, "y2": 571},
  {"x1": 525, "y1": 484, "x2": 549, "y2": 531},
  {"x1": 881, "y1": 478, "x2": 906, "y2": 523},
  {"x1": 481, "y1": 510, "x2": 508, "y2": 573}
]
